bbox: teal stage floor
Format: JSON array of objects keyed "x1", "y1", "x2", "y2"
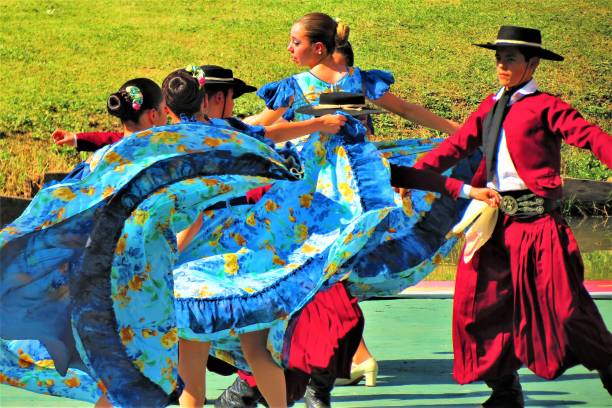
[{"x1": 1, "y1": 299, "x2": 611, "y2": 407}]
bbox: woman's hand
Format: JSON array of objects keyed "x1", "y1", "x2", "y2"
[
  {"x1": 317, "y1": 114, "x2": 347, "y2": 134},
  {"x1": 52, "y1": 129, "x2": 76, "y2": 146},
  {"x1": 469, "y1": 187, "x2": 501, "y2": 208}
]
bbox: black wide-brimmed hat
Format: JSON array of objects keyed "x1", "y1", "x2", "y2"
[
  {"x1": 295, "y1": 92, "x2": 384, "y2": 117},
  {"x1": 474, "y1": 25, "x2": 564, "y2": 61},
  {"x1": 200, "y1": 65, "x2": 257, "y2": 99}
]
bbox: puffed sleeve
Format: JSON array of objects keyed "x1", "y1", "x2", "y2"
[
  {"x1": 361, "y1": 69, "x2": 395, "y2": 100},
  {"x1": 256, "y1": 77, "x2": 296, "y2": 110}
]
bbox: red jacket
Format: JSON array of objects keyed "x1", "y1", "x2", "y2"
[
  {"x1": 414, "y1": 92, "x2": 612, "y2": 199},
  {"x1": 76, "y1": 131, "x2": 123, "y2": 151}
]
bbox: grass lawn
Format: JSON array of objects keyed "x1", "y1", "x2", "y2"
[{"x1": 0, "y1": 0, "x2": 610, "y2": 197}]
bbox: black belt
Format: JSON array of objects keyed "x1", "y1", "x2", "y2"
[
  {"x1": 205, "y1": 196, "x2": 249, "y2": 211},
  {"x1": 499, "y1": 190, "x2": 558, "y2": 218}
]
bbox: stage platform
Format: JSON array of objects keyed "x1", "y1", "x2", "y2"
[{"x1": 1, "y1": 298, "x2": 611, "y2": 407}]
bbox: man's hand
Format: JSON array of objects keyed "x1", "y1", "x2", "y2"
[
  {"x1": 469, "y1": 187, "x2": 501, "y2": 207},
  {"x1": 51, "y1": 129, "x2": 77, "y2": 146}
]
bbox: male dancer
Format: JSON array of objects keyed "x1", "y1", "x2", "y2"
[{"x1": 414, "y1": 25, "x2": 612, "y2": 407}]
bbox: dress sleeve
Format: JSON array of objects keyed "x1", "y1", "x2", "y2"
[
  {"x1": 282, "y1": 108, "x2": 295, "y2": 122},
  {"x1": 361, "y1": 69, "x2": 395, "y2": 100},
  {"x1": 256, "y1": 78, "x2": 296, "y2": 110},
  {"x1": 76, "y1": 131, "x2": 123, "y2": 152}
]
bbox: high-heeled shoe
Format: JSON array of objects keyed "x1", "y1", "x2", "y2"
[{"x1": 334, "y1": 358, "x2": 378, "y2": 387}]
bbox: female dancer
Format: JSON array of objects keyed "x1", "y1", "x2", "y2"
[
  {"x1": 52, "y1": 78, "x2": 167, "y2": 150},
  {"x1": 253, "y1": 13, "x2": 459, "y2": 136},
  {"x1": 50, "y1": 78, "x2": 167, "y2": 182},
  {"x1": 228, "y1": 12, "x2": 467, "y2": 406},
  {"x1": 0, "y1": 77, "x2": 167, "y2": 408}
]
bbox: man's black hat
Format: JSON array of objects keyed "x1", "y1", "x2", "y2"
[
  {"x1": 200, "y1": 65, "x2": 257, "y2": 99},
  {"x1": 295, "y1": 92, "x2": 384, "y2": 116},
  {"x1": 474, "y1": 25, "x2": 564, "y2": 61}
]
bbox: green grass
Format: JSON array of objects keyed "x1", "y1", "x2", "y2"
[{"x1": 0, "y1": 0, "x2": 610, "y2": 196}]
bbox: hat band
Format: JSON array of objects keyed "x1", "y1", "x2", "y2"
[
  {"x1": 204, "y1": 76, "x2": 234, "y2": 82},
  {"x1": 494, "y1": 39, "x2": 542, "y2": 48},
  {"x1": 315, "y1": 104, "x2": 369, "y2": 110}
]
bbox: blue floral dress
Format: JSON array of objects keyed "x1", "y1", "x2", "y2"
[
  {"x1": 258, "y1": 67, "x2": 392, "y2": 141},
  {"x1": 0, "y1": 107, "x2": 477, "y2": 406}
]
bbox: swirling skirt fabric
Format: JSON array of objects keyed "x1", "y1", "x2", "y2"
[{"x1": 0, "y1": 118, "x2": 478, "y2": 407}]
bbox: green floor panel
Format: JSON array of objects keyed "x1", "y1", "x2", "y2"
[{"x1": 1, "y1": 299, "x2": 611, "y2": 407}]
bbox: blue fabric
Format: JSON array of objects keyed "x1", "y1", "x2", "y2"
[
  {"x1": 0, "y1": 339, "x2": 101, "y2": 403},
  {"x1": 208, "y1": 117, "x2": 269, "y2": 145},
  {"x1": 257, "y1": 67, "x2": 394, "y2": 114},
  {"x1": 257, "y1": 67, "x2": 393, "y2": 143},
  {"x1": 1, "y1": 122, "x2": 298, "y2": 407},
  {"x1": 361, "y1": 69, "x2": 395, "y2": 100},
  {"x1": 256, "y1": 77, "x2": 298, "y2": 110},
  {"x1": 0, "y1": 110, "x2": 476, "y2": 405}
]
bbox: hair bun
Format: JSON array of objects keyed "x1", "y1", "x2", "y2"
[
  {"x1": 335, "y1": 21, "x2": 350, "y2": 46},
  {"x1": 168, "y1": 76, "x2": 188, "y2": 94},
  {"x1": 107, "y1": 92, "x2": 129, "y2": 118}
]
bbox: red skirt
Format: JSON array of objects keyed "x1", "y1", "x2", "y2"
[
  {"x1": 452, "y1": 211, "x2": 612, "y2": 384},
  {"x1": 237, "y1": 281, "x2": 363, "y2": 401}
]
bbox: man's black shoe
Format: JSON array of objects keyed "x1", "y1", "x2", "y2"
[
  {"x1": 598, "y1": 362, "x2": 612, "y2": 396},
  {"x1": 482, "y1": 372, "x2": 524, "y2": 408}
]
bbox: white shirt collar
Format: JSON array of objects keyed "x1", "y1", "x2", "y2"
[{"x1": 494, "y1": 79, "x2": 538, "y2": 105}]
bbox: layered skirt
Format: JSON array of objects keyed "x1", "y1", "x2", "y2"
[{"x1": 0, "y1": 118, "x2": 478, "y2": 406}]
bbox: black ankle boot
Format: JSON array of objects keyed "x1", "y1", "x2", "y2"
[
  {"x1": 598, "y1": 362, "x2": 612, "y2": 396},
  {"x1": 214, "y1": 376, "x2": 263, "y2": 408},
  {"x1": 303, "y1": 371, "x2": 335, "y2": 408},
  {"x1": 482, "y1": 372, "x2": 524, "y2": 408}
]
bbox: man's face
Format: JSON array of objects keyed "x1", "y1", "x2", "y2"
[{"x1": 495, "y1": 47, "x2": 537, "y2": 89}]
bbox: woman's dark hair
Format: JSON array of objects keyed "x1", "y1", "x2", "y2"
[
  {"x1": 107, "y1": 78, "x2": 162, "y2": 123},
  {"x1": 296, "y1": 12, "x2": 350, "y2": 55},
  {"x1": 335, "y1": 41, "x2": 354, "y2": 67},
  {"x1": 162, "y1": 69, "x2": 206, "y2": 117}
]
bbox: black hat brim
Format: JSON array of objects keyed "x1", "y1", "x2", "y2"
[
  {"x1": 295, "y1": 105, "x2": 385, "y2": 117},
  {"x1": 474, "y1": 42, "x2": 564, "y2": 61},
  {"x1": 231, "y1": 78, "x2": 257, "y2": 99}
]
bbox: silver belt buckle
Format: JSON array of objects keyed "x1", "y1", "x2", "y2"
[{"x1": 500, "y1": 195, "x2": 518, "y2": 215}]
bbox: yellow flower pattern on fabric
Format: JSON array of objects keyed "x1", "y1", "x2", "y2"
[
  {"x1": 132, "y1": 209, "x2": 150, "y2": 226},
  {"x1": 150, "y1": 132, "x2": 183, "y2": 144},
  {"x1": 17, "y1": 350, "x2": 33, "y2": 369},
  {"x1": 299, "y1": 193, "x2": 313, "y2": 208},
  {"x1": 161, "y1": 329, "x2": 178, "y2": 349},
  {"x1": 295, "y1": 224, "x2": 308, "y2": 243},
  {"x1": 224, "y1": 254, "x2": 239, "y2": 275},
  {"x1": 120, "y1": 326, "x2": 135, "y2": 346},
  {"x1": 63, "y1": 377, "x2": 81, "y2": 388},
  {"x1": 52, "y1": 187, "x2": 76, "y2": 202}
]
